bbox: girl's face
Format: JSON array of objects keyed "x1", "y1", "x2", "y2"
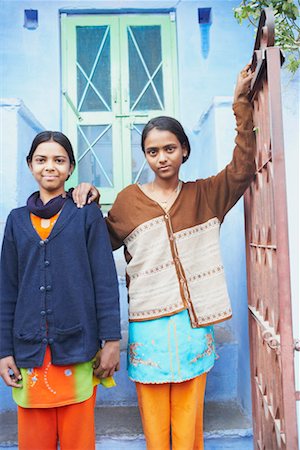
[
  {"x1": 28, "y1": 141, "x2": 73, "y2": 198},
  {"x1": 144, "y1": 128, "x2": 187, "y2": 181}
]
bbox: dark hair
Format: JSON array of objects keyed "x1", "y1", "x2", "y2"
[
  {"x1": 141, "y1": 116, "x2": 191, "y2": 163},
  {"x1": 26, "y1": 131, "x2": 76, "y2": 167}
]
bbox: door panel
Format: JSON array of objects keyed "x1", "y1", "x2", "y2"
[
  {"x1": 245, "y1": 9, "x2": 298, "y2": 450},
  {"x1": 130, "y1": 123, "x2": 152, "y2": 184},
  {"x1": 127, "y1": 25, "x2": 164, "y2": 111},
  {"x1": 76, "y1": 25, "x2": 112, "y2": 113},
  {"x1": 119, "y1": 15, "x2": 178, "y2": 186},
  {"x1": 77, "y1": 124, "x2": 113, "y2": 188}
]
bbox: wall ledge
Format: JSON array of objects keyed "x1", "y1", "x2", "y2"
[
  {"x1": 0, "y1": 98, "x2": 44, "y2": 132},
  {"x1": 193, "y1": 96, "x2": 233, "y2": 134}
]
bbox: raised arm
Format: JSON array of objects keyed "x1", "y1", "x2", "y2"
[{"x1": 202, "y1": 64, "x2": 256, "y2": 222}]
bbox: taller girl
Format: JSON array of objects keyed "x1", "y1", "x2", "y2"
[{"x1": 74, "y1": 64, "x2": 255, "y2": 450}]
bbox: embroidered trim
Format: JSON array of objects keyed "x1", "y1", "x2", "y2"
[
  {"x1": 44, "y1": 361, "x2": 56, "y2": 395},
  {"x1": 128, "y1": 365, "x2": 215, "y2": 384},
  {"x1": 187, "y1": 264, "x2": 224, "y2": 283},
  {"x1": 125, "y1": 216, "x2": 165, "y2": 244},
  {"x1": 191, "y1": 307, "x2": 232, "y2": 327},
  {"x1": 175, "y1": 218, "x2": 220, "y2": 241},
  {"x1": 27, "y1": 368, "x2": 39, "y2": 387},
  {"x1": 129, "y1": 343, "x2": 160, "y2": 368},
  {"x1": 130, "y1": 306, "x2": 232, "y2": 326},
  {"x1": 130, "y1": 301, "x2": 183, "y2": 319},
  {"x1": 130, "y1": 260, "x2": 175, "y2": 280},
  {"x1": 190, "y1": 333, "x2": 215, "y2": 363}
]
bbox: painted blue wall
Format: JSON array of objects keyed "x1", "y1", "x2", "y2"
[
  {"x1": 176, "y1": 0, "x2": 254, "y2": 129},
  {"x1": 0, "y1": 0, "x2": 254, "y2": 131}
]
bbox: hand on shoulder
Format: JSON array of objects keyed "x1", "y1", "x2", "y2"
[{"x1": 72, "y1": 183, "x2": 100, "y2": 208}]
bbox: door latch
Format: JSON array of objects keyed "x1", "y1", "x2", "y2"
[{"x1": 62, "y1": 91, "x2": 83, "y2": 122}]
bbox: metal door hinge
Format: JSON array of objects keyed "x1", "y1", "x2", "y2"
[{"x1": 169, "y1": 11, "x2": 176, "y2": 22}]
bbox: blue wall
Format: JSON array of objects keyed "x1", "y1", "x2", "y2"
[
  {"x1": 176, "y1": 0, "x2": 254, "y2": 129},
  {"x1": 0, "y1": 0, "x2": 254, "y2": 131}
]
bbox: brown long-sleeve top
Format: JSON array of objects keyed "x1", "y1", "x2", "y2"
[{"x1": 106, "y1": 97, "x2": 256, "y2": 327}]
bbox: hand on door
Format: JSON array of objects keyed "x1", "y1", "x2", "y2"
[{"x1": 233, "y1": 63, "x2": 254, "y2": 102}]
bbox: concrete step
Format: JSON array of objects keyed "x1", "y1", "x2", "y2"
[{"x1": 0, "y1": 401, "x2": 252, "y2": 449}]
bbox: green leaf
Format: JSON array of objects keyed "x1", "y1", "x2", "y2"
[{"x1": 234, "y1": 1, "x2": 299, "y2": 74}]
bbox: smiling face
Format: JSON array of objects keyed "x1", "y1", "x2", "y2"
[
  {"x1": 28, "y1": 141, "x2": 74, "y2": 202},
  {"x1": 144, "y1": 128, "x2": 188, "y2": 182}
]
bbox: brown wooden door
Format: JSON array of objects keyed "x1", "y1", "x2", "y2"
[{"x1": 244, "y1": 8, "x2": 299, "y2": 450}]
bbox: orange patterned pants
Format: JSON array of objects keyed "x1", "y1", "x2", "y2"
[{"x1": 136, "y1": 373, "x2": 207, "y2": 450}]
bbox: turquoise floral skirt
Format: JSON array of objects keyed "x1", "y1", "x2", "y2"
[{"x1": 127, "y1": 309, "x2": 217, "y2": 384}]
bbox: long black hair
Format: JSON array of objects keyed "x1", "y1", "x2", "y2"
[
  {"x1": 141, "y1": 116, "x2": 191, "y2": 163},
  {"x1": 26, "y1": 131, "x2": 76, "y2": 167}
]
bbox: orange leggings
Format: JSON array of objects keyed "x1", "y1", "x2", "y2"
[
  {"x1": 18, "y1": 388, "x2": 97, "y2": 450},
  {"x1": 136, "y1": 373, "x2": 207, "y2": 450}
]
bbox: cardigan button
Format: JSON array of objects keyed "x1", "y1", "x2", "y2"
[
  {"x1": 39, "y1": 240, "x2": 45, "y2": 246},
  {"x1": 40, "y1": 286, "x2": 46, "y2": 292},
  {"x1": 46, "y1": 285, "x2": 52, "y2": 291},
  {"x1": 40, "y1": 310, "x2": 46, "y2": 316},
  {"x1": 46, "y1": 309, "x2": 52, "y2": 315},
  {"x1": 48, "y1": 338, "x2": 54, "y2": 345},
  {"x1": 44, "y1": 260, "x2": 50, "y2": 267},
  {"x1": 42, "y1": 338, "x2": 48, "y2": 344},
  {"x1": 44, "y1": 239, "x2": 49, "y2": 244}
]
